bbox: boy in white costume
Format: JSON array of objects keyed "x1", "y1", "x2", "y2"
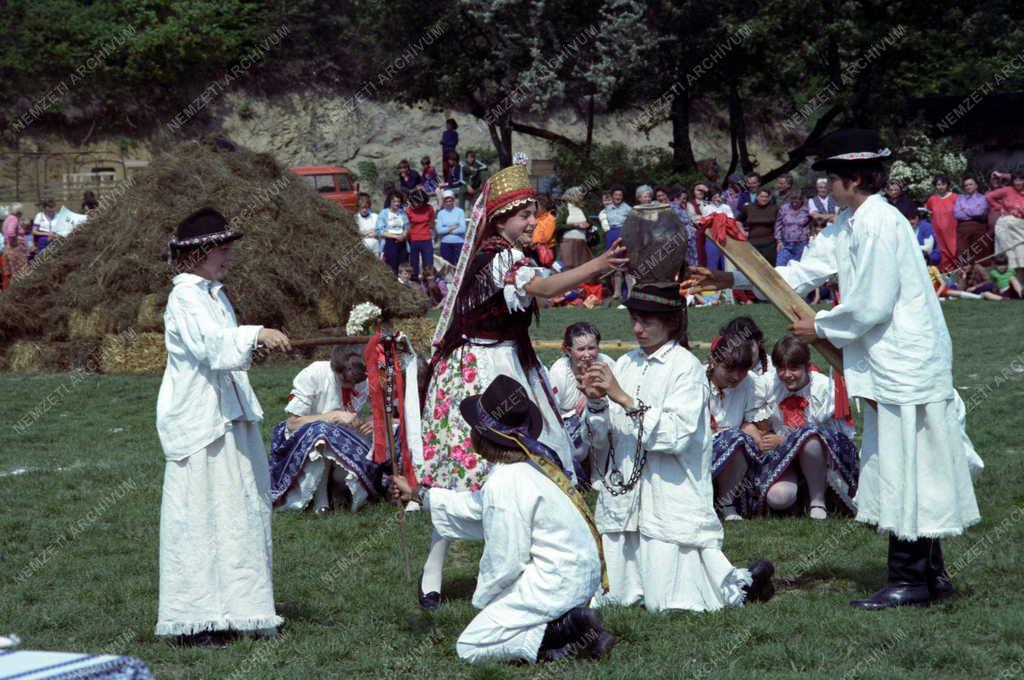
[
  {"x1": 685, "y1": 129, "x2": 981, "y2": 608},
  {"x1": 155, "y1": 208, "x2": 292, "y2": 645},
  {"x1": 583, "y1": 282, "x2": 775, "y2": 612},
  {"x1": 391, "y1": 375, "x2": 615, "y2": 663}
]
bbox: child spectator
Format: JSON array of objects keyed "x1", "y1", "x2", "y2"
[
  {"x1": 420, "y1": 265, "x2": 449, "y2": 308},
  {"x1": 986, "y1": 253, "x2": 1022, "y2": 298},
  {"x1": 904, "y1": 206, "x2": 941, "y2": 266},
  {"x1": 420, "y1": 156, "x2": 440, "y2": 200},
  {"x1": 397, "y1": 159, "x2": 422, "y2": 194},
  {"x1": 397, "y1": 262, "x2": 414, "y2": 286},
  {"x1": 440, "y1": 117, "x2": 458, "y2": 155}
]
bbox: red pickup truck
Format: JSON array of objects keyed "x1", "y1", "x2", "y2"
[{"x1": 291, "y1": 165, "x2": 359, "y2": 212}]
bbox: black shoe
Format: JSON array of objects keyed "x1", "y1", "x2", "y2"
[
  {"x1": 539, "y1": 607, "x2": 603, "y2": 655},
  {"x1": 582, "y1": 630, "x2": 617, "y2": 660},
  {"x1": 850, "y1": 584, "x2": 932, "y2": 609},
  {"x1": 744, "y1": 557, "x2": 776, "y2": 603},
  {"x1": 418, "y1": 571, "x2": 441, "y2": 610},
  {"x1": 170, "y1": 632, "x2": 229, "y2": 648},
  {"x1": 851, "y1": 535, "x2": 931, "y2": 610}
]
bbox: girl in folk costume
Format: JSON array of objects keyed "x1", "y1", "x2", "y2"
[
  {"x1": 268, "y1": 347, "x2": 381, "y2": 513},
  {"x1": 584, "y1": 284, "x2": 775, "y2": 612},
  {"x1": 754, "y1": 336, "x2": 859, "y2": 520},
  {"x1": 685, "y1": 129, "x2": 981, "y2": 609},
  {"x1": 547, "y1": 322, "x2": 616, "y2": 467},
  {"x1": 391, "y1": 376, "x2": 615, "y2": 664},
  {"x1": 706, "y1": 335, "x2": 773, "y2": 522},
  {"x1": 155, "y1": 208, "x2": 291, "y2": 645},
  {"x1": 416, "y1": 160, "x2": 628, "y2": 608}
]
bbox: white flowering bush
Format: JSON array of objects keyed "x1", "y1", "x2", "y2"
[
  {"x1": 889, "y1": 131, "x2": 968, "y2": 201},
  {"x1": 345, "y1": 302, "x2": 382, "y2": 336}
]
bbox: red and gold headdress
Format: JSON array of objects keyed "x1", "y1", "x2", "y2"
[{"x1": 485, "y1": 162, "x2": 536, "y2": 220}]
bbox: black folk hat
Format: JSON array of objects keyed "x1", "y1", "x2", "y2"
[
  {"x1": 624, "y1": 282, "x2": 684, "y2": 313},
  {"x1": 459, "y1": 375, "x2": 543, "y2": 447},
  {"x1": 811, "y1": 129, "x2": 892, "y2": 171},
  {"x1": 168, "y1": 208, "x2": 243, "y2": 251}
]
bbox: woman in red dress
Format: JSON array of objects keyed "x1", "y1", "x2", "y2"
[{"x1": 925, "y1": 173, "x2": 958, "y2": 271}]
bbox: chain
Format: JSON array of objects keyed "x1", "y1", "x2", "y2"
[{"x1": 595, "y1": 399, "x2": 650, "y2": 496}]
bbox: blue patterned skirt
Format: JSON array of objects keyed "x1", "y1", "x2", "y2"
[
  {"x1": 269, "y1": 421, "x2": 381, "y2": 505},
  {"x1": 712, "y1": 425, "x2": 859, "y2": 517}
]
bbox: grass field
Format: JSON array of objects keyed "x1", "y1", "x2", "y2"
[{"x1": 2, "y1": 303, "x2": 1023, "y2": 679}]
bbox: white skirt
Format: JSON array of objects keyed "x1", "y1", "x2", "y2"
[
  {"x1": 156, "y1": 421, "x2": 282, "y2": 636},
  {"x1": 856, "y1": 399, "x2": 981, "y2": 539},
  {"x1": 595, "y1": 531, "x2": 750, "y2": 613}
]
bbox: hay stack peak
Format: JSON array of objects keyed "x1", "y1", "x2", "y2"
[{"x1": 0, "y1": 139, "x2": 429, "y2": 371}]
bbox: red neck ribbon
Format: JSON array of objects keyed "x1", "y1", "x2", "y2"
[{"x1": 364, "y1": 333, "x2": 417, "y2": 485}]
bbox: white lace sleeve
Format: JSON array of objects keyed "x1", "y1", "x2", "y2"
[{"x1": 490, "y1": 249, "x2": 550, "y2": 312}]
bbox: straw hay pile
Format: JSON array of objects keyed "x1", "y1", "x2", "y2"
[{"x1": 0, "y1": 139, "x2": 430, "y2": 372}]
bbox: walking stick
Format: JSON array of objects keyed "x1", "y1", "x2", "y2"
[{"x1": 379, "y1": 334, "x2": 413, "y2": 584}]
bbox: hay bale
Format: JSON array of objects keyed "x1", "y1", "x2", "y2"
[
  {"x1": 100, "y1": 332, "x2": 166, "y2": 374},
  {"x1": 136, "y1": 294, "x2": 165, "y2": 331},
  {"x1": 68, "y1": 308, "x2": 112, "y2": 339},
  {"x1": 0, "y1": 139, "x2": 430, "y2": 370},
  {"x1": 7, "y1": 341, "x2": 43, "y2": 371},
  {"x1": 393, "y1": 317, "x2": 437, "y2": 355}
]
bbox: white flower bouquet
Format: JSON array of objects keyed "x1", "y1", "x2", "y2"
[{"x1": 345, "y1": 302, "x2": 382, "y2": 336}]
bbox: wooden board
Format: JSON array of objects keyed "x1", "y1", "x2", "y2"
[{"x1": 716, "y1": 236, "x2": 845, "y2": 373}]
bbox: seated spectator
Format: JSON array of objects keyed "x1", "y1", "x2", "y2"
[
  {"x1": 985, "y1": 253, "x2": 1022, "y2": 298},
  {"x1": 635, "y1": 184, "x2": 654, "y2": 205},
  {"x1": 753, "y1": 336, "x2": 859, "y2": 520},
  {"x1": 397, "y1": 160, "x2": 422, "y2": 195},
  {"x1": 655, "y1": 186, "x2": 670, "y2": 203},
  {"x1": 774, "y1": 190, "x2": 812, "y2": 266},
  {"x1": 269, "y1": 348, "x2": 380, "y2": 512},
  {"x1": 436, "y1": 189, "x2": 467, "y2": 265},
  {"x1": 441, "y1": 151, "x2": 465, "y2": 204},
  {"x1": 355, "y1": 193, "x2": 380, "y2": 256},
  {"x1": 985, "y1": 172, "x2": 1024, "y2": 283},
  {"x1": 32, "y1": 199, "x2": 57, "y2": 252},
  {"x1": 420, "y1": 156, "x2": 440, "y2": 199}
]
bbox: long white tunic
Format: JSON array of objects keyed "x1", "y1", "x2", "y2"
[
  {"x1": 427, "y1": 463, "x2": 600, "y2": 664},
  {"x1": 586, "y1": 342, "x2": 750, "y2": 611},
  {"x1": 733, "y1": 194, "x2": 979, "y2": 537},
  {"x1": 733, "y1": 193, "x2": 953, "y2": 405},
  {"x1": 155, "y1": 274, "x2": 280, "y2": 635},
  {"x1": 156, "y1": 273, "x2": 263, "y2": 461}
]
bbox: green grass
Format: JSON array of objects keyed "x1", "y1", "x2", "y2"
[{"x1": 2, "y1": 303, "x2": 1023, "y2": 679}]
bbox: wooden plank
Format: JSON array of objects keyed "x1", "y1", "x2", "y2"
[{"x1": 716, "y1": 235, "x2": 845, "y2": 372}]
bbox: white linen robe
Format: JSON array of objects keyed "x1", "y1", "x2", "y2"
[
  {"x1": 155, "y1": 274, "x2": 281, "y2": 636},
  {"x1": 427, "y1": 463, "x2": 600, "y2": 663},
  {"x1": 586, "y1": 341, "x2": 751, "y2": 612},
  {"x1": 733, "y1": 193, "x2": 980, "y2": 538}
]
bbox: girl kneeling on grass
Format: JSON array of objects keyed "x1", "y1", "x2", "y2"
[{"x1": 155, "y1": 208, "x2": 291, "y2": 647}]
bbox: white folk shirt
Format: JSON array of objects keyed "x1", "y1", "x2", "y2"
[
  {"x1": 765, "y1": 371, "x2": 852, "y2": 438},
  {"x1": 586, "y1": 341, "x2": 724, "y2": 549},
  {"x1": 428, "y1": 463, "x2": 600, "y2": 620},
  {"x1": 733, "y1": 193, "x2": 954, "y2": 405},
  {"x1": 156, "y1": 273, "x2": 263, "y2": 461},
  {"x1": 548, "y1": 354, "x2": 616, "y2": 419},
  {"x1": 489, "y1": 247, "x2": 550, "y2": 313},
  {"x1": 707, "y1": 371, "x2": 770, "y2": 432},
  {"x1": 284, "y1": 361, "x2": 368, "y2": 417}
]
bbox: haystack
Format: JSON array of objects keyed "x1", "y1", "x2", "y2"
[{"x1": 0, "y1": 139, "x2": 430, "y2": 372}]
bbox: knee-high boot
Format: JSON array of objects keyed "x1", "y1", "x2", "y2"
[
  {"x1": 850, "y1": 534, "x2": 931, "y2": 609},
  {"x1": 927, "y1": 538, "x2": 955, "y2": 601}
]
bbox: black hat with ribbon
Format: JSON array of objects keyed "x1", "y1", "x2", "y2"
[
  {"x1": 811, "y1": 129, "x2": 892, "y2": 172},
  {"x1": 459, "y1": 375, "x2": 543, "y2": 448},
  {"x1": 168, "y1": 208, "x2": 243, "y2": 252},
  {"x1": 624, "y1": 282, "x2": 684, "y2": 313}
]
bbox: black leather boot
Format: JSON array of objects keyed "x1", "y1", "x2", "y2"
[
  {"x1": 850, "y1": 534, "x2": 931, "y2": 610},
  {"x1": 927, "y1": 538, "x2": 955, "y2": 602},
  {"x1": 538, "y1": 607, "x2": 603, "y2": 660}
]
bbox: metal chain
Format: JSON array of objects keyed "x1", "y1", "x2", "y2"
[{"x1": 595, "y1": 400, "x2": 650, "y2": 497}]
